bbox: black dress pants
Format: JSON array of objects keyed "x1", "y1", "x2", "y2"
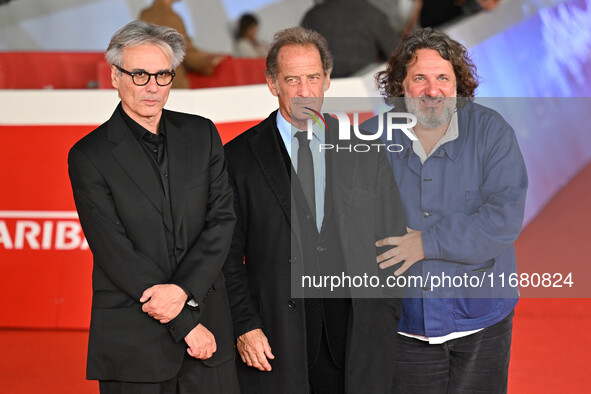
[
  {"x1": 308, "y1": 326, "x2": 345, "y2": 394},
  {"x1": 99, "y1": 353, "x2": 240, "y2": 394}
]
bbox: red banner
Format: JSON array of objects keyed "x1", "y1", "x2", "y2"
[{"x1": 0, "y1": 120, "x2": 258, "y2": 329}]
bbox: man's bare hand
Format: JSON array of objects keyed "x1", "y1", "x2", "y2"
[
  {"x1": 376, "y1": 227, "x2": 425, "y2": 276},
  {"x1": 237, "y1": 328, "x2": 275, "y2": 371},
  {"x1": 185, "y1": 324, "x2": 217, "y2": 359},
  {"x1": 140, "y1": 284, "x2": 188, "y2": 324}
]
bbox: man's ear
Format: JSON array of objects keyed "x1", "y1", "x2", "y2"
[
  {"x1": 266, "y1": 76, "x2": 279, "y2": 97},
  {"x1": 111, "y1": 65, "x2": 119, "y2": 89},
  {"x1": 324, "y1": 74, "x2": 331, "y2": 92}
]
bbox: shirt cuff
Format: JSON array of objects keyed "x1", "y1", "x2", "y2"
[
  {"x1": 175, "y1": 283, "x2": 199, "y2": 309},
  {"x1": 422, "y1": 228, "x2": 439, "y2": 260}
]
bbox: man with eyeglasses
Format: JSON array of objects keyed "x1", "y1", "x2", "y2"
[{"x1": 68, "y1": 20, "x2": 239, "y2": 393}]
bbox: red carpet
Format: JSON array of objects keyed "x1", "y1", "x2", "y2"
[
  {"x1": 0, "y1": 329, "x2": 96, "y2": 393},
  {"x1": 1, "y1": 163, "x2": 590, "y2": 393},
  {"x1": 509, "y1": 161, "x2": 591, "y2": 393}
]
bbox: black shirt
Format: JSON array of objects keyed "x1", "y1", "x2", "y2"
[
  {"x1": 119, "y1": 104, "x2": 171, "y2": 201},
  {"x1": 118, "y1": 104, "x2": 177, "y2": 272}
]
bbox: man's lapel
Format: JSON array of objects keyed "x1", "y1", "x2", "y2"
[
  {"x1": 249, "y1": 114, "x2": 306, "y2": 252},
  {"x1": 326, "y1": 115, "x2": 357, "y2": 218},
  {"x1": 165, "y1": 113, "x2": 191, "y2": 237},
  {"x1": 108, "y1": 109, "x2": 164, "y2": 217},
  {"x1": 248, "y1": 115, "x2": 291, "y2": 224}
]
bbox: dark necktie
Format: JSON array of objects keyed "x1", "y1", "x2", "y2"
[
  {"x1": 295, "y1": 132, "x2": 323, "y2": 365},
  {"x1": 295, "y1": 131, "x2": 316, "y2": 219}
]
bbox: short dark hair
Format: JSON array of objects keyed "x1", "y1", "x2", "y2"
[
  {"x1": 236, "y1": 13, "x2": 259, "y2": 39},
  {"x1": 376, "y1": 27, "x2": 479, "y2": 105},
  {"x1": 105, "y1": 20, "x2": 186, "y2": 70},
  {"x1": 265, "y1": 26, "x2": 333, "y2": 80}
]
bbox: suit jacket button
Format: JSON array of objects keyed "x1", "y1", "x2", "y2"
[
  {"x1": 288, "y1": 299, "x2": 296, "y2": 308},
  {"x1": 289, "y1": 256, "x2": 297, "y2": 264}
]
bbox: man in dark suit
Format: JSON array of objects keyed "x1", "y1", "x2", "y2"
[
  {"x1": 223, "y1": 27, "x2": 407, "y2": 393},
  {"x1": 68, "y1": 21, "x2": 239, "y2": 393}
]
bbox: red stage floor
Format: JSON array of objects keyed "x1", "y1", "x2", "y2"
[{"x1": 1, "y1": 163, "x2": 590, "y2": 393}]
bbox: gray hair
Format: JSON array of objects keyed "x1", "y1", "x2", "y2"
[
  {"x1": 105, "y1": 20, "x2": 186, "y2": 70},
  {"x1": 265, "y1": 26, "x2": 333, "y2": 80}
]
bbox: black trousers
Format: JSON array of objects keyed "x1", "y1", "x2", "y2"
[
  {"x1": 393, "y1": 311, "x2": 514, "y2": 394},
  {"x1": 308, "y1": 326, "x2": 345, "y2": 394},
  {"x1": 99, "y1": 353, "x2": 240, "y2": 394}
]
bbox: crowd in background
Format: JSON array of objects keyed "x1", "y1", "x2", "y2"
[{"x1": 139, "y1": 0, "x2": 500, "y2": 86}]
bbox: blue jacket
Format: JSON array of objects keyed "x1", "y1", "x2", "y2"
[{"x1": 364, "y1": 101, "x2": 528, "y2": 337}]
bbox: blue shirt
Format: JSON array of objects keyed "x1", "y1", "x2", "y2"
[
  {"x1": 276, "y1": 110, "x2": 326, "y2": 231},
  {"x1": 364, "y1": 101, "x2": 528, "y2": 337}
]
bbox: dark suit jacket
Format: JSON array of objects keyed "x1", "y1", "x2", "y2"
[
  {"x1": 68, "y1": 105, "x2": 236, "y2": 383},
  {"x1": 223, "y1": 111, "x2": 407, "y2": 393}
]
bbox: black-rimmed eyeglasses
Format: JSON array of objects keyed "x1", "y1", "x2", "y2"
[{"x1": 115, "y1": 65, "x2": 175, "y2": 86}]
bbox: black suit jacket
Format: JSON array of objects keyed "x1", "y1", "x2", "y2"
[
  {"x1": 68, "y1": 105, "x2": 236, "y2": 383},
  {"x1": 223, "y1": 111, "x2": 407, "y2": 393}
]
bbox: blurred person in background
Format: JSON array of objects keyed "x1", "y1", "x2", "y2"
[
  {"x1": 140, "y1": 0, "x2": 226, "y2": 88},
  {"x1": 301, "y1": 0, "x2": 399, "y2": 78},
  {"x1": 403, "y1": 0, "x2": 501, "y2": 36},
  {"x1": 367, "y1": 0, "x2": 416, "y2": 35},
  {"x1": 234, "y1": 13, "x2": 269, "y2": 58}
]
